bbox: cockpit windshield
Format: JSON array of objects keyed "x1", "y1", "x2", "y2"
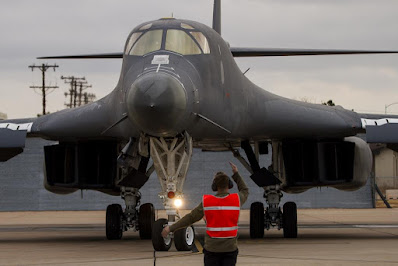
[
  {"x1": 165, "y1": 30, "x2": 201, "y2": 55},
  {"x1": 189, "y1": 32, "x2": 210, "y2": 54},
  {"x1": 129, "y1": 30, "x2": 163, "y2": 56},
  {"x1": 125, "y1": 23, "x2": 211, "y2": 56},
  {"x1": 125, "y1": 32, "x2": 142, "y2": 55}
]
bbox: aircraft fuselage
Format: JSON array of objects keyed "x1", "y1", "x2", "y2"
[
  {"x1": 110, "y1": 18, "x2": 362, "y2": 142},
  {"x1": 27, "y1": 18, "x2": 362, "y2": 144}
]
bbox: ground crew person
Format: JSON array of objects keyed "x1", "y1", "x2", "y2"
[{"x1": 161, "y1": 162, "x2": 249, "y2": 266}]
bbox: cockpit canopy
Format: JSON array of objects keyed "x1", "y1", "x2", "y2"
[{"x1": 125, "y1": 21, "x2": 211, "y2": 56}]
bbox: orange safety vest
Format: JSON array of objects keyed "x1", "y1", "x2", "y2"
[{"x1": 202, "y1": 193, "x2": 240, "y2": 238}]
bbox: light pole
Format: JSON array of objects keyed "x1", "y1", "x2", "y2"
[{"x1": 385, "y1": 102, "x2": 398, "y2": 114}]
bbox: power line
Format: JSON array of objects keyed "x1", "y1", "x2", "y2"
[
  {"x1": 29, "y1": 63, "x2": 59, "y2": 115},
  {"x1": 74, "y1": 80, "x2": 88, "y2": 107},
  {"x1": 61, "y1": 76, "x2": 85, "y2": 108},
  {"x1": 84, "y1": 93, "x2": 96, "y2": 105},
  {"x1": 77, "y1": 83, "x2": 93, "y2": 106}
]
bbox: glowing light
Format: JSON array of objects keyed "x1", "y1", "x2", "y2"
[{"x1": 174, "y1": 199, "x2": 183, "y2": 208}]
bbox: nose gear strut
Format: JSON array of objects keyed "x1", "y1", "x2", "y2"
[{"x1": 150, "y1": 133, "x2": 195, "y2": 251}]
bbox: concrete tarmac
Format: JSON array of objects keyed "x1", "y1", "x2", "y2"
[{"x1": 0, "y1": 209, "x2": 398, "y2": 265}]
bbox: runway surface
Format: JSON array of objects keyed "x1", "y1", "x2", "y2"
[{"x1": 0, "y1": 209, "x2": 398, "y2": 265}]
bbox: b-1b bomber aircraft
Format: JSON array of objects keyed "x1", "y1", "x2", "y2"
[{"x1": 1, "y1": 0, "x2": 398, "y2": 251}]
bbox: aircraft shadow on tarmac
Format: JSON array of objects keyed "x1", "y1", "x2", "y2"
[{"x1": 1, "y1": 224, "x2": 398, "y2": 245}]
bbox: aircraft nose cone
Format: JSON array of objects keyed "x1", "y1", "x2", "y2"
[{"x1": 127, "y1": 72, "x2": 187, "y2": 136}]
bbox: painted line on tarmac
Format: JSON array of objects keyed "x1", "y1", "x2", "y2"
[
  {"x1": 193, "y1": 239, "x2": 203, "y2": 253},
  {"x1": 353, "y1": 225, "x2": 398, "y2": 228},
  {"x1": 238, "y1": 254, "x2": 398, "y2": 265},
  {"x1": 192, "y1": 231, "x2": 204, "y2": 253},
  {"x1": 299, "y1": 224, "x2": 398, "y2": 229},
  {"x1": 0, "y1": 225, "x2": 104, "y2": 232},
  {"x1": 195, "y1": 224, "x2": 398, "y2": 229},
  {"x1": 1, "y1": 224, "x2": 398, "y2": 233}
]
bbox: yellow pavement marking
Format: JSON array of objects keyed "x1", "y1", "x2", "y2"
[{"x1": 194, "y1": 239, "x2": 203, "y2": 253}]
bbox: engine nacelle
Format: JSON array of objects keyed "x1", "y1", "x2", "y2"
[
  {"x1": 273, "y1": 137, "x2": 372, "y2": 193},
  {"x1": 43, "y1": 141, "x2": 119, "y2": 195}
]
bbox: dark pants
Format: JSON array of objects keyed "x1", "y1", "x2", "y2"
[{"x1": 203, "y1": 249, "x2": 238, "y2": 266}]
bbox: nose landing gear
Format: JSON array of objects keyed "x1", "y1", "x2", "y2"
[
  {"x1": 152, "y1": 219, "x2": 173, "y2": 251},
  {"x1": 174, "y1": 226, "x2": 195, "y2": 251},
  {"x1": 149, "y1": 134, "x2": 196, "y2": 251}
]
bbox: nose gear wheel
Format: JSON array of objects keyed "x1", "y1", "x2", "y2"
[
  {"x1": 152, "y1": 218, "x2": 172, "y2": 251},
  {"x1": 174, "y1": 226, "x2": 195, "y2": 251}
]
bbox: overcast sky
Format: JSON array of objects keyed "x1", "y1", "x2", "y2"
[{"x1": 1, "y1": 0, "x2": 398, "y2": 118}]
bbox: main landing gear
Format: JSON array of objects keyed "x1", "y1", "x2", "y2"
[
  {"x1": 231, "y1": 140, "x2": 298, "y2": 239},
  {"x1": 250, "y1": 186, "x2": 297, "y2": 239},
  {"x1": 106, "y1": 187, "x2": 155, "y2": 240},
  {"x1": 106, "y1": 137, "x2": 155, "y2": 240},
  {"x1": 150, "y1": 134, "x2": 196, "y2": 251}
]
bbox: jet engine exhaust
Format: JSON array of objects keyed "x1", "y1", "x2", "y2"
[{"x1": 127, "y1": 72, "x2": 187, "y2": 137}]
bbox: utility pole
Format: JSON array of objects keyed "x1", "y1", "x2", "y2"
[
  {"x1": 29, "y1": 63, "x2": 59, "y2": 115},
  {"x1": 64, "y1": 88, "x2": 73, "y2": 108},
  {"x1": 77, "y1": 83, "x2": 92, "y2": 106},
  {"x1": 84, "y1": 93, "x2": 96, "y2": 105},
  {"x1": 74, "y1": 81, "x2": 88, "y2": 107},
  {"x1": 61, "y1": 76, "x2": 85, "y2": 108}
]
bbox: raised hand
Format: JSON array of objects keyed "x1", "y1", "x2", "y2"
[{"x1": 229, "y1": 162, "x2": 238, "y2": 174}]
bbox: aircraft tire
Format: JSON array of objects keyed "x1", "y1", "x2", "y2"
[
  {"x1": 139, "y1": 203, "x2": 155, "y2": 239},
  {"x1": 106, "y1": 204, "x2": 123, "y2": 240},
  {"x1": 250, "y1": 202, "x2": 264, "y2": 239},
  {"x1": 283, "y1": 202, "x2": 297, "y2": 238},
  {"x1": 152, "y1": 218, "x2": 172, "y2": 251},
  {"x1": 174, "y1": 226, "x2": 195, "y2": 251}
]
